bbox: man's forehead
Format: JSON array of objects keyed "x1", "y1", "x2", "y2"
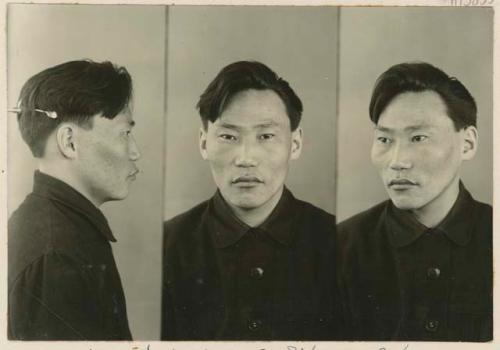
[
  {"x1": 225, "y1": 89, "x2": 287, "y2": 112},
  {"x1": 375, "y1": 123, "x2": 433, "y2": 133},
  {"x1": 377, "y1": 91, "x2": 452, "y2": 130},
  {"x1": 115, "y1": 107, "x2": 135, "y2": 125},
  {"x1": 376, "y1": 112, "x2": 451, "y2": 132}
]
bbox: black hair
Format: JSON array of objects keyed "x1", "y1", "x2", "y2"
[
  {"x1": 197, "y1": 60, "x2": 303, "y2": 131},
  {"x1": 17, "y1": 59, "x2": 133, "y2": 157},
  {"x1": 369, "y1": 62, "x2": 477, "y2": 130}
]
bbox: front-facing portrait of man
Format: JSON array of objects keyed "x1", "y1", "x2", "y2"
[
  {"x1": 8, "y1": 60, "x2": 140, "y2": 340},
  {"x1": 161, "y1": 61, "x2": 339, "y2": 340},
  {"x1": 337, "y1": 62, "x2": 492, "y2": 341}
]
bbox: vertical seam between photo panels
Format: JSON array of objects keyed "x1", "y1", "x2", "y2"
[
  {"x1": 162, "y1": 4, "x2": 169, "y2": 229},
  {"x1": 333, "y1": 6, "x2": 341, "y2": 220},
  {"x1": 159, "y1": 5, "x2": 169, "y2": 339}
]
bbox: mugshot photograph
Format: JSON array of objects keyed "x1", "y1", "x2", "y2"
[
  {"x1": 161, "y1": 7, "x2": 340, "y2": 340},
  {"x1": 335, "y1": 7, "x2": 493, "y2": 342},
  {"x1": 5, "y1": 3, "x2": 496, "y2": 345},
  {"x1": 8, "y1": 60, "x2": 138, "y2": 340},
  {"x1": 7, "y1": 5, "x2": 165, "y2": 340}
]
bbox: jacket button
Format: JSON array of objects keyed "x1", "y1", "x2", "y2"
[
  {"x1": 250, "y1": 267, "x2": 264, "y2": 279},
  {"x1": 424, "y1": 319, "x2": 439, "y2": 332},
  {"x1": 427, "y1": 267, "x2": 441, "y2": 279},
  {"x1": 247, "y1": 319, "x2": 262, "y2": 331}
]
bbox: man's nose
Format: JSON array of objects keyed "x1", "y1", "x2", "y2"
[
  {"x1": 234, "y1": 139, "x2": 258, "y2": 167},
  {"x1": 129, "y1": 135, "x2": 141, "y2": 161},
  {"x1": 388, "y1": 141, "x2": 412, "y2": 171}
]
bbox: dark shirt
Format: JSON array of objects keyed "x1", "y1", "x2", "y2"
[
  {"x1": 161, "y1": 188, "x2": 340, "y2": 340},
  {"x1": 8, "y1": 171, "x2": 132, "y2": 340},
  {"x1": 337, "y1": 183, "x2": 492, "y2": 341}
]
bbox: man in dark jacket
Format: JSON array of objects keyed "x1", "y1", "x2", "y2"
[
  {"x1": 8, "y1": 60, "x2": 141, "y2": 340},
  {"x1": 161, "y1": 61, "x2": 339, "y2": 340},
  {"x1": 337, "y1": 62, "x2": 492, "y2": 341}
]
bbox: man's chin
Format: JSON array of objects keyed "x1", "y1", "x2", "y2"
[
  {"x1": 231, "y1": 200, "x2": 261, "y2": 211},
  {"x1": 105, "y1": 190, "x2": 130, "y2": 203},
  {"x1": 227, "y1": 194, "x2": 263, "y2": 211},
  {"x1": 388, "y1": 196, "x2": 421, "y2": 211}
]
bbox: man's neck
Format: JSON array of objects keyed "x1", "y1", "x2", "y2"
[
  {"x1": 38, "y1": 162, "x2": 102, "y2": 208},
  {"x1": 410, "y1": 177, "x2": 460, "y2": 228},
  {"x1": 228, "y1": 186, "x2": 284, "y2": 227}
]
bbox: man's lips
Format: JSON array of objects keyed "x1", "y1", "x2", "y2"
[
  {"x1": 231, "y1": 175, "x2": 264, "y2": 186},
  {"x1": 388, "y1": 178, "x2": 418, "y2": 189},
  {"x1": 128, "y1": 168, "x2": 140, "y2": 179}
]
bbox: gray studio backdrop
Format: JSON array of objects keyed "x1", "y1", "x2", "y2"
[
  {"x1": 163, "y1": 6, "x2": 339, "y2": 221},
  {"x1": 336, "y1": 7, "x2": 493, "y2": 222},
  {"x1": 7, "y1": 5, "x2": 166, "y2": 339}
]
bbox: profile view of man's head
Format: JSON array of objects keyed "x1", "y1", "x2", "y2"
[
  {"x1": 196, "y1": 61, "x2": 303, "y2": 217},
  {"x1": 15, "y1": 60, "x2": 141, "y2": 206},
  {"x1": 368, "y1": 62, "x2": 478, "y2": 225},
  {"x1": 9, "y1": 60, "x2": 139, "y2": 340}
]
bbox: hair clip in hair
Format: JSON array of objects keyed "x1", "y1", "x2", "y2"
[
  {"x1": 38, "y1": 110, "x2": 58, "y2": 119},
  {"x1": 7, "y1": 108, "x2": 21, "y2": 114},
  {"x1": 7, "y1": 107, "x2": 58, "y2": 119}
]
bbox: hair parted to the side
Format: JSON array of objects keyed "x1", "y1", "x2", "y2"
[
  {"x1": 197, "y1": 60, "x2": 303, "y2": 131},
  {"x1": 17, "y1": 60, "x2": 133, "y2": 157},
  {"x1": 369, "y1": 62, "x2": 477, "y2": 130}
]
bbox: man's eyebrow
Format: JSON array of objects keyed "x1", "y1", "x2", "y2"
[
  {"x1": 374, "y1": 125, "x2": 393, "y2": 133},
  {"x1": 218, "y1": 122, "x2": 241, "y2": 131}
]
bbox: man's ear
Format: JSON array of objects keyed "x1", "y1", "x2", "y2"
[
  {"x1": 56, "y1": 124, "x2": 77, "y2": 159},
  {"x1": 199, "y1": 127, "x2": 208, "y2": 160},
  {"x1": 461, "y1": 125, "x2": 478, "y2": 161},
  {"x1": 290, "y1": 127, "x2": 303, "y2": 160}
]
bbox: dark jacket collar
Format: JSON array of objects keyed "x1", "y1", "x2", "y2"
[
  {"x1": 210, "y1": 187, "x2": 298, "y2": 248},
  {"x1": 32, "y1": 170, "x2": 116, "y2": 242},
  {"x1": 387, "y1": 181, "x2": 476, "y2": 248}
]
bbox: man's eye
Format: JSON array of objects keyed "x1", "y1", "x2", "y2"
[
  {"x1": 259, "y1": 133, "x2": 275, "y2": 140},
  {"x1": 377, "y1": 136, "x2": 391, "y2": 144},
  {"x1": 411, "y1": 135, "x2": 428, "y2": 142},
  {"x1": 219, "y1": 134, "x2": 237, "y2": 141}
]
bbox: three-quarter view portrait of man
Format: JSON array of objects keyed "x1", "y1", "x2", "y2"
[
  {"x1": 337, "y1": 62, "x2": 492, "y2": 341},
  {"x1": 8, "y1": 60, "x2": 141, "y2": 340},
  {"x1": 161, "y1": 61, "x2": 339, "y2": 340}
]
